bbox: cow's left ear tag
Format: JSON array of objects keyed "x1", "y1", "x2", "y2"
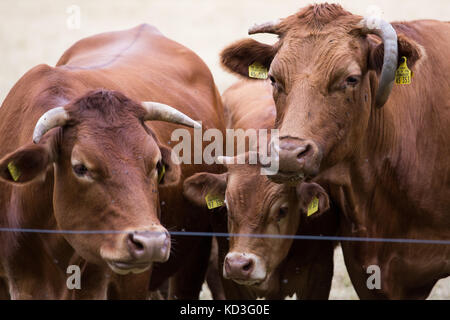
[
  {"x1": 158, "y1": 164, "x2": 165, "y2": 184},
  {"x1": 7, "y1": 162, "x2": 21, "y2": 182},
  {"x1": 248, "y1": 62, "x2": 268, "y2": 79},
  {"x1": 205, "y1": 193, "x2": 225, "y2": 210},
  {"x1": 307, "y1": 197, "x2": 319, "y2": 216},
  {"x1": 395, "y1": 56, "x2": 412, "y2": 85}
]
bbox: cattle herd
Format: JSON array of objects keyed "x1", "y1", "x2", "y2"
[{"x1": 0, "y1": 3, "x2": 448, "y2": 300}]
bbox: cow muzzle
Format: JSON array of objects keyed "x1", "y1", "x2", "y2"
[
  {"x1": 269, "y1": 137, "x2": 322, "y2": 184},
  {"x1": 104, "y1": 228, "x2": 171, "y2": 275},
  {"x1": 223, "y1": 252, "x2": 267, "y2": 286}
]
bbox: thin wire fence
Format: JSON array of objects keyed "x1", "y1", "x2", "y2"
[{"x1": 0, "y1": 227, "x2": 449, "y2": 245}]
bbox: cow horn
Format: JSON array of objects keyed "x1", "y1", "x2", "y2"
[
  {"x1": 248, "y1": 19, "x2": 282, "y2": 35},
  {"x1": 217, "y1": 151, "x2": 259, "y2": 165},
  {"x1": 216, "y1": 156, "x2": 235, "y2": 165},
  {"x1": 33, "y1": 107, "x2": 70, "y2": 144},
  {"x1": 141, "y1": 102, "x2": 201, "y2": 129},
  {"x1": 360, "y1": 15, "x2": 398, "y2": 108}
]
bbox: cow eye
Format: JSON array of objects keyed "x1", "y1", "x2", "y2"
[
  {"x1": 277, "y1": 206, "x2": 289, "y2": 222},
  {"x1": 269, "y1": 75, "x2": 276, "y2": 86},
  {"x1": 156, "y1": 160, "x2": 164, "y2": 182},
  {"x1": 345, "y1": 76, "x2": 360, "y2": 86},
  {"x1": 73, "y1": 164, "x2": 88, "y2": 177}
]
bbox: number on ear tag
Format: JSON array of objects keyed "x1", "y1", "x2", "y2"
[
  {"x1": 249, "y1": 62, "x2": 268, "y2": 79},
  {"x1": 205, "y1": 194, "x2": 225, "y2": 210},
  {"x1": 395, "y1": 56, "x2": 412, "y2": 85}
]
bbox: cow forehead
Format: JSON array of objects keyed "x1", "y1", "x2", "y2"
[
  {"x1": 272, "y1": 32, "x2": 367, "y2": 89},
  {"x1": 277, "y1": 31, "x2": 362, "y2": 66},
  {"x1": 65, "y1": 123, "x2": 161, "y2": 171},
  {"x1": 227, "y1": 169, "x2": 287, "y2": 213}
]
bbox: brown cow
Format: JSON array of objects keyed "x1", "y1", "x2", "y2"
[
  {"x1": 0, "y1": 24, "x2": 224, "y2": 299},
  {"x1": 184, "y1": 80, "x2": 338, "y2": 299},
  {"x1": 220, "y1": 4, "x2": 450, "y2": 299}
]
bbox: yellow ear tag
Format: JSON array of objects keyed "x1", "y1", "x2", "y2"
[
  {"x1": 248, "y1": 62, "x2": 268, "y2": 79},
  {"x1": 307, "y1": 197, "x2": 319, "y2": 216},
  {"x1": 395, "y1": 56, "x2": 412, "y2": 85},
  {"x1": 158, "y1": 164, "x2": 165, "y2": 184},
  {"x1": 7, "y1": 161, "x2": 21, "y2": 182},
  {"x1": 205, "y1": 193, "x2": 225, "y2": 210}
]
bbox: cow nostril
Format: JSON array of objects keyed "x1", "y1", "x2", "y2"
[
  {"x1": 128, "y1": 233, "x2": 145, "y2": 253},
  {"x1": 296, "y1": 144, "x2": 311, "y2": 159},
  {"x1": 224, "y1": 258, "x2": 231, "y2": 272},
  {"x1": 242, "y1": 259, "x2": 254, "y2": 272}
]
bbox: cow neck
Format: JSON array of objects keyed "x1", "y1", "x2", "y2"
[{"x1": 340, "y1": 89, "x2": 445, "y2": 236}]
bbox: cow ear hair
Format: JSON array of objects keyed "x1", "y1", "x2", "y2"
[
  {"x1": 220, "y1": 38, "x2": 278, "y2": 78},
  {"x1": 0, "y1": 134, "x2": 57, "y2": 184},
  {"x1": 296, "y1": 182, "x2": 330, "y2": 217},
  {"x1": 183, "y1": 172, "x2": 227, "y2": 208},
  {"x1": 368, "y1": 32, "x2": 424, "y2": 74}
]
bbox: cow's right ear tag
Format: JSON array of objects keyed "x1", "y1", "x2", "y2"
[
  {"x1": 248, "y1": 62, "x2": 268, "y2": 79},
  {"x1": 395, "y1": 56, "x2": 412, "y2": 85},
  {"x1": 307, "y1": 197, "x2": 319, "y2": 216},
  {"x1": 7, "y1": 161, "x2": 21, "y2": 182},
  {"x1": 205, "y1": 193, "x2": 225, "y2": 210}
]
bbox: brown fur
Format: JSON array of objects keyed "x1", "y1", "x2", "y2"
[
  {"x1": 184, "y1": 80, "x2": 338, "y2": 299},
  {"x1": 220, "y1": 3, "x2": 450, "y2": 299},
  {"x1": 0, "y1": 24, "x2": 225, "y2": 299}
]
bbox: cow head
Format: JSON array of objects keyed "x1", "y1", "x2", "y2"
[
  {"x1": 0, "y1": 89, "x2": 200, "y2": 275},
  {"x1": 183, "y1": 158, "x2": 329, "y2": 289},
  {"x1": 220, "y1": 4, "x2": 424, "y2": 182}
]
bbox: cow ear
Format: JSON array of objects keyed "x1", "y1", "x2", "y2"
[
  {"x1": 296, "y1": 182, "x2": 330, "y2": 217},
  {"x1": 183, "y1": 172, "x2": 227, "y2": 208},
  {"x1": 220, "y1": 38, "x2": 278, "y2": 78},
  {"x1": 158, "y1": 145, "x2": 181, "y2": 187},
  {"x1": 0, "y1": 141, "x2": 55, "y2": 184},
  {"x1": 368, "y1": 32, "x2": 424, "y2": 74}
]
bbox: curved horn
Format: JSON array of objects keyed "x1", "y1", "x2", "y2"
[
  {"x1": 216, "y1": 155, "x2": 235, "y2": 165},
  {"x1": 217, "y1": 151, "x2": 260, "y2": 165},
  {"x1": 33, "y1": 107, "x2": 70, "y2": 144},
  {"x1": 248, "y1": 19, "x2": 282, "y2": 35},
  {"x1": 360, "y1": 15, "x2": 398, "y2": 108},
  {"x1": 141, "y1": 102, "x2": 201, "y2": 129}
]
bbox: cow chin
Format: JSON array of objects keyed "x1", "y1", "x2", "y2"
[
  {"x1": 106, "y1": 260, "x2": 152, "y2": 275},
  {"x1": 233, "y1": 274, "x2": 272, "y2": 291},
  {"x1": 267, "y1": 171, "x2": 306, "y2": 185},
  {"x1": 268, "y1": 163, "x2": 320, "y2": 185}
]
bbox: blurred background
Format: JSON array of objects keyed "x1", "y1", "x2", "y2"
[{"x1": 0, "y1": 0, "x2": 449, "y2": 299}]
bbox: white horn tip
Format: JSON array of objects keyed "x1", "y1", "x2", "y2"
[
  {"x1": 216, "y1": 156, "x2": 233, "y2": 165},
  {"x1": 216, "y1": 156, "x2": 225, "y2": 164},
  {"x1": 361, "y1": 16, "x2": 379, "y2": 30},
  {"x1": 193, "y1": 121, "x2": 202, "y2": 129},
  {"x1": 361, "y1": 5, "x2": 384, "y2": 30},
  {"x1": 32, "y1": 135, "x2": 40, "y2": 144}
]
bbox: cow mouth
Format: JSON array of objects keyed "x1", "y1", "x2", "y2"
[
  {"x1": 268, "y1": 171, "x2": 306, "y2": 185},
  {"x1": 106, "y1": 260, "x2": 151, "y2": 275},
  {"x1": 232, "y1": 278, "x2": 266, "y2": 287}
]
